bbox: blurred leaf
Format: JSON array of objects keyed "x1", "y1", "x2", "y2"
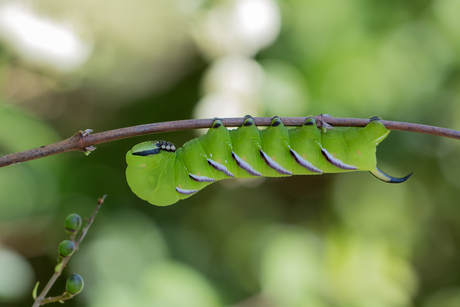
[
  {"x1": 260, "y1": 226, "x2": 324, "y2": 307},
  {"x1": 141, "y1": 261, "x2": 222, "y2": 307},
  {"x1": 324, "y1": 232, "x2": 417, "y2": 307},
  {"x1": 0, "y1": 246, "x2": 34, "y2": 302},
  {"x1": 423, "y1": 288, "x2": 460, "y2": 307},
  {"x1": 0, "y1": 104, "x2": 61, "y2": 220}
]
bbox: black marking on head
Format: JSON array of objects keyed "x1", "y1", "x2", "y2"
[
  {"x1": 212, "y1": 120, "x2": 222, "y2": 129},
  {"x1": 271, "y1": 116, "x2": 282, "y2": 127},
  {"x1": 370, "y1": 116, "x2": 382, "y2": 122},
  {"x1": 304, "y1": 118, "x2": 316, "y2": 126},
  {"x1": 244, "y1": 115, "x2": 253, "y2": 120},
  {"x1": 132, "y1": 148, "x2": 161, "y2": 156},
  {"x1": 133, "y1": 141, "x2": 175, "y2": 155},
  {"x1": 155, "y1": 141, "x2": 176, "y2": 152},
  {"x1": 243, "y1": 119, "x2": 254, "y2": 126}
]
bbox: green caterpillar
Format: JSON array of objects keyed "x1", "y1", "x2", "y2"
[{"x1": 126, "y1": 116, "x2": 411, "y2": 206}]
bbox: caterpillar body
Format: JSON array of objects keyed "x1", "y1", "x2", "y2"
[{"x1": 126, "y1": 116, "x2": 411, "y2": 206}]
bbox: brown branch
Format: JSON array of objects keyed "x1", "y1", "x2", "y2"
[{"x1": 2, "y1": 116, "x2": 460, "y2": 169}]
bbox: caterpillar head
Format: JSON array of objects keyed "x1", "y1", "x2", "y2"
[
  {"x1": 131, "y1": 141, "x2": 176, "y2": 156},
  {"x1": 126, "y1": 140, "x2": 178, "y2": 206}
]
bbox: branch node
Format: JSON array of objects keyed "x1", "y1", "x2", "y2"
[
  {"x1": 84, "y1": 146, "x2": 97, "y2": 156},
  {"x1": 69, "y1": 129, "x2": 95, "y2": 153},
  {"x1": 315, "y1": 114, "x2": 333, "y2": 131},
  {"x1": 82, "y1": 129, "x2": 93, "y2": 137}
]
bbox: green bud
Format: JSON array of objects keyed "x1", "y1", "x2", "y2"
[
  {"x1": 65, "y1": 214, "x2": 82, "y2": 235},
  {"x1": 66, "y1": 274, "x2": 84, "y2": 295},
  {"x1": 55, "y1": 262, "x2": 63, "y2": 272},
  {"x1": 58, "y1": 240, "x2": 75, "y2": 258}
]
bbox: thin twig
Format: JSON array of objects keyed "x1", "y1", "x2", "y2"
[
  {"x1": 31, "y1": 257, "x2": 71, "y2": 307},
  {"x1": 38, "y1": 292, "x2": 75, "y2": 305},
  {"x1": 32, "y1": 196, "x2": 106, "y2": 307},
  {"x1": 2, "y1": 116, "x2": 460, "y2": 168},
  {"x1": 75, "y1": 195, "x2": 105, "y2": 250}
]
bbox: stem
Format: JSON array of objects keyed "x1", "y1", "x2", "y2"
[
  {"x1": 39, "y1": 292, "x2": 75, "y2": 305},
  {"x1": 3, "y1": 116, "x2": 460, "y2": 168},
  {"x1": 75, "y1": 195, "x2": 105, "y2": 250},
  {"x1": 32, "y1": 258, "x2": 70, "y2": 307},
  {"x1": 32, "y1": 196, "x2": 106, "y2": 307}
]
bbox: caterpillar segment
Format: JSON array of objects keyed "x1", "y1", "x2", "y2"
[{"x1": 126, "y1": 116, "x2": 412, "y2": 206}]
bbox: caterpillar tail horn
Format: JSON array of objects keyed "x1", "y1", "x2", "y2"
[{"x1": 369, "y1": 167, "x2": 412, "y2": 183}]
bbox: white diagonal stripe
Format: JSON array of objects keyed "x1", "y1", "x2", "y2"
[
  {"x1": 260, "y1": 150, "x2": 292, "y2": 175},
  {"x1": 232, "y1": 151, "x2": 262, "y2": 176},
  {"x1": 189, "y1": 173, "x2": 215, "y2": 182},
  {"x1": 207, "y1": 158, "x2": 235, "y2": 177},
  {"x1": 321, "y1": 148, "x2": 357, "y2": 170},
  {"x1": 290, "y1": 149, "x2": 322, "y2": 173},
  {"x1": 176, "y1": 187, "x2": 199, "y2": 195}
]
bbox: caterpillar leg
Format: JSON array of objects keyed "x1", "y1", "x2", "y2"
[{"x1": 369, "y1": 168, "x2": 412, "y2": 183}]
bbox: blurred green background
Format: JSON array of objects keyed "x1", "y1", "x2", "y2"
[{"x1": 1, "y1": 0, "x2": 460, "y2": 306}]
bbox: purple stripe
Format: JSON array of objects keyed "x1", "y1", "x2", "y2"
[
  {"x1": 260, "y1": 150, "x2": 292, "y2": 175},
  {"x1": 176, "y1": 187, "x2": 199, "y2": 195},
  {"x1": 321, "y1": 149, "x2": 357, "y2": 170},
  {"x1": 207, "y1": 159, "x2": 235, "y2": 177},
  {"x1": 189, "y1": 173, "x2": 215, "y2": 182},
  {"x1": 289, "y1": 149, "x2": 323, "y2": 173},
  {"x1": 231, "y1": 152, "x2": 262, "y2": 176}
]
